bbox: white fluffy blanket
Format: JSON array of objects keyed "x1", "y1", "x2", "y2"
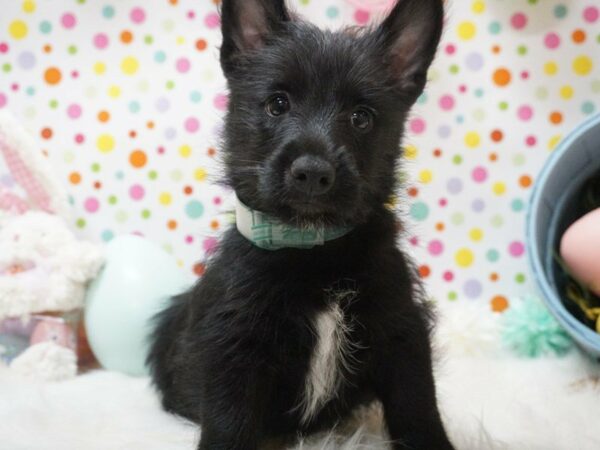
[{"x1": 0, "y1": 350, "x2": 599, "y2": 450}]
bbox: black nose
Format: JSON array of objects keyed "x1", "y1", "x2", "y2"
[{"x1": 289, "y1": 155, "x2": 335, "y2": 195}]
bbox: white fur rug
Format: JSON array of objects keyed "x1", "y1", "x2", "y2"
[{"x1": 0, "y1": 345, "x2": 599, "y2": 449}]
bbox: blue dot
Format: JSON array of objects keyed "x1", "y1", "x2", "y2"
[
  {"x1": 410, "y1": 202, "x2": 429, "y2": 221},
  {"x1": 582, "y1": 101, "x2": 595, "y2": 115},
  {"x1": 456, "y1": 115, "x2": 464, "y2": 124},
  {"x1": 186, "y1": 200, "x2": 204, "y2": 219},
  {"x1": 103, "y1": 5, "x2": 115, "y2": 19},
  {"x1": 487, "y1": 249, "x2": 500, "y2": 263},
  {"x1": 190, "y1": 91, "x2": 202, "y2": 103},
  {"x1": 116, "y1": 170, "x2": 124, "y2": 180},
  {"x1": 154, "y1": 50, "x2": 166, "y2": 63},
  {"x1": 326, "y1": 6, "x2": 339, "y2": 19},
  {"x1": 102, "y1": 230, "x2": 114, "y2": 242},
  {"x1": 39, "y1": 21, "x2": 52, "y2": 34},
  {"x1": 417, "y1": 93, "x2": 428, "y2": 105},
  {"x1": 554, "y1": 4, "x2": 567, "y2": 19},
  {"x1": 489, "y1": 21, "x2": 501, "y2": 35},
  {"x1": 475, "y1": 88, "x2": 484, "y2": 98},
  {"x1": 129, "y1": 101, "x2": 140, "y2": 113},
  {"x1": 26, "y1": 86, "x2": 35, "y2": 96},
  {"x1": 511, "y1": 198, "x2": 525, "y2": 212}
]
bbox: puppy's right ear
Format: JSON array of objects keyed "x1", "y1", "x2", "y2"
[{"x1": 220, "y1": 0, "x2": 290, "y2": 76}]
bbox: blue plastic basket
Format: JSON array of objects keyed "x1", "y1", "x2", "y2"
[{"x1": 527, "y1": 113, "x2": 600, "y2": 359}]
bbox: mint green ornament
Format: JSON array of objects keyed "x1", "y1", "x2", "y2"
[
  {"x1": 85, "y1": 235, "x2": 193, "y2": 376},
  {"x1": 502, "y1": 296, "x2": 573, "y2": 358}
]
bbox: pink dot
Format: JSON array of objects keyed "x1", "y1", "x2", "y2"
[
  {"x1": 584, "y1": 6, "x2": 599, "y2": 23},
  {"x1": 204, "y1": 12, "x2": 220, "y2": 29},
  {"x1": 185, "y1": 117, "x2": 200, "y2": 133},
  {"x1": 509, "y1": 241, "x2": 525, "y2": 257},
  {"x1": 130, "y1": 7, "x2": 146, "y2": 24},
  {"x1": 459, "y1": 85, "x2": 467, "y2": 93},
  {"x1": 0, "y1": 93, "x2": 6, "y2": 108},
  {"x1": 213, "y1": 196, "x2": 222, "y2": 205},
  {"x1": 185, "y1": 235, "x2": 194, "y2": 244},
  {"x1": 520, "y1": 71, "x2": 529, "y2": 80},
  {"x1": 443, "y1": 271, "x2": 454, "y2": 282},
  {"x1": 472, "y1": 166, "x2": 488, "y2": 183},
  {"x1": 84, "y1": 197, "x2": 99, "y2": 213},
  {"x1": 187, "y1": 11, "x2": 195, "y2": 20},
  {"x1": 428, "y1": 240, "x2": 444, "y2": 256},
  {"x1": 544, "y1": 32, "x2": 561, "y2": 49},
  {"x1": 129, "y1": 184, "x2": 145, "y2": 201},
  {"x1": 439, "y1": 94, "x2": 455, "y2": 111},
  {"x1": 213, "y1": 93, "x2": 229, "y2": 111},
  {"x1": 409, "y1": 237, "x2": 419, "y2": 246},
  {"x1": 445, "y1": 44, "x2": 456, "y2": 55},
  {"x1": 0, "y1": 43, "x2": 8, "y2": 53},
  {"x1": 517, "y1": 105, "x2": 533, "y2": 121},
  {"x1": 176, "y1": 57, "x2": 191, "y2": 73},
  {"x1": 203, "y1": 237, "x2": 219, "y2": 254},
  {"x1": 93, "y1": 33, "x2": 109, "y2": 49},
  {"x1": 439, "y1": 198, "x2": 448, "y2": 207},
  {"x1": 75, "y1": 134, "x2": 84, "y2": 144},
  {"x1": 354, "y1": 9, "x2": 370, "y2": 25},
  {"x1": 61, "y1": 13, "x2": 77, "y2": 29},
  {"x1": 511, "y1": 12, "x2": 527, "y2": 30},
  {"x1": 410, "y1": 118, "x2": 426, "y2": 134},
  {"x1": 67, "y1": 104, "x2": 82, "y2": 119},
  {"x1": 526, "y1": 135, "x2": 537, "y2": 147}
]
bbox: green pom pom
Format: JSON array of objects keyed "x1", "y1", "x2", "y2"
[{"x1": 502, "y1": 296, "x2": 573, "y2": 358}]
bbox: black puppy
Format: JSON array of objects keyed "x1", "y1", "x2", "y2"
[{"x1": 148, "y1": 0, "x2": 454, "y2": 449}]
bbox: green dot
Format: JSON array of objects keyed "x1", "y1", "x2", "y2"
[
  {"x1": 410, "y1": 202, "x2": 430, "y2": 221},
  {"x1": 516, "y1": 273, "x2": 526, "y2": 284},
  {"x1": 2, "y1": 63, "x2": 11, "y2": 73},
  {"x1": 517, "y1": 45, "x2": 527, "y2": 56},
  {"x1": 141, "y1": 209, "x2": 151, "y2": 219},
  {"x1": 148, "y1": 170, "x2": 158, "y2": 180},
  {"x1": 91, "y1": 163, "x2": 101, "y2": 172},
  {"x1": 511, "y1": 198, "x2": 525, "y2": 212},
  {"x1": 115, "y1": 211, "x2": 128, "y2": 223},
  {"x1": 591, "y1": 80, "x2": 600, "y2": 94},
  {"x1": 448, "y1": 291, "x2": 458, "y2": 301},
  {"x1": 499, "y1": 101, "x2": 509, "y2": 111},
  {"x1": 77, "y1": 0, "x2": 86, "y2": 4},
  {"x1": 513, "y1": 153, "x2": 526, "y2": 166},
  {"x1": 76, "y1": 218, "x2": 86, "y2": 228},
  {"x1": 528, "y1": 0, "x2": 538, "y2": 4},
  {"x1": 451, "y1": 212, "x2": 464, "y2": 226},
  {"x1": 166, "y1": 80, "x2": 175, "y2": 90},
  {"x1": 185, "y1": 200, "x2": 204, "y2": 219},
  {"x1": 39, "y1": 21, "x2": 52, "y2": 34},
  {"x1": 536, "y1": 86, "x2": 549, "y2": 100},
  {"x1": 68, "y1": 45, "x2": 77, "y2": 55},
  {"x1": 171, "y1": 170, "x2": 183, "y2": 182},
  {"x1": 49, "y1": 99, "x2": 58, "y2": 109},
  {"x1": 144, "y1": 35, "x2": 154, "y2": 45},
  {"x1": 453, "y1": 155, "x2": 463, "y2": 165},
  {"x1": 487, "y1": 249, "x2": 500, "y2": 262},
  {"x1": 491, "y1": 214, "x2": 504, "y2": 228},
  {"x1": 108, "y1": 195, "x2": 118, "y2": 205},
  {"x1": 554, "y1": 4, "x2": 567, "y2": 19},
  {"x1": 64, "y1": 151, "x2": 74, "y2": 163},
  {"x1": 449, "y1": 64, "x2": 460, "y2": 74},
  {"x1": 489, "y1": 21, "x2": 501, "y2": 34}
]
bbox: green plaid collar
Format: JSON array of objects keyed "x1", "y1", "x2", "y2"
[{"x1": 235, "y1": 196, "x2": 353, "y2": 251}]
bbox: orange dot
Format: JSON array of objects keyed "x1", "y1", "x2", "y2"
[
  {"x1": 98, "y1": 111, "x2": 110, "y2": 122},
  {"x1": 120, "y1": 30, "x2": 133, "y2": 44},
  {"x1": 147, "y1": 121, "x2": 154, "y2": 129},
  {"x1": 43, "y1": 44, "x2": 52, "y2": 53},
  {"x1": 418, "y1": 265, "x2": 431, "y2": 278},
  {"x1": 184, "y1": 186, "x2": 193, "y2": 195},
  {"x1": 169, "y1": 0, "x2": 178, "y2": 4},
  {"x1": 491, "y1": 295, "x2": 509, "y2": 312},
  {"x1": 167, "y1": 220, "x2": 178, "y2": 230},
  {"x1": 69, "y1": 172, "x2": 81, "y2": 184},
  {"x1": 493, "y1": 68, "x2": 511, "y2": 87},
  {"x1": 129, "y1": 130, "x2": 137, "y2": 138},
  {"x1": 519, "y1": 175, "x2": 532, "y2": 188},
  {"x1": 433, "y1": 149, "x2": 442, "y2": 157},
  {"x1": 572, "y1": 29, "x2": 586, "y2": 43},
  {"x1": 44, "y1": 67, "x2": 62, "y2": 85},
  {"x1": 490, "y1": 129, "x2": 503, "y2": 142},
  {"x1": 489, "y1": 153, "x2": 498, "y2": 162},
  {"x1": 129, "y1": 150, "x2": 147, "y2": 168},
  {"x1": 210, "y1": 220, "x2": 219, "y2": 230},
  {"x1": 94, "y1": 181, "x2": 102, "y2": 189},
  {"x1": 492, "y1": 45, "x2": 501, "y2": 54},
  {"x1": 41, "y1": 128, "x2": 53, "y2": 139},
  {"x1": 550, "y1": 111, "x2": 563, "y2": 125},
  {"x1": 207, "y1": 147, "x2": 216, "y2": 157},
  {"x1": 490, "y1": 273, "x2": 499, "y2": 282},
  {"x1": 193, "y1": 262, "x2": 205, "y2": 277},
  {"x1": 196, "y1": 39, "x2": 207, "y2": 51},
  {"x1": 408, "y1": 187, "x2": 419, "y2": 197},
  {"x1": 436, "y1": 222, "x2": 445, "y2": 232}
]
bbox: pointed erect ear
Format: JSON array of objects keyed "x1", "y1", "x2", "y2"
[
  {"x1": 376, "y1": 0, "x2": 444, "y2": 96},
  {"x1": 220, "y1": 0, "x2": 290, "y2": 76}
]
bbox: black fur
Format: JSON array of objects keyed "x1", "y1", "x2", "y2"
[{"x1": 148, "y1": 1, "x2": 454, "y2": 449}]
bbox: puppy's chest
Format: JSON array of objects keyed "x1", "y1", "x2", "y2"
[{"x1": 296, "y1": 297, "x2": 362, "y2": 424}]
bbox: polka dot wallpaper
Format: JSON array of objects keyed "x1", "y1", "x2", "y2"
[{"x1": 0, "y1": 0, "x2": 599, "y2": 313}]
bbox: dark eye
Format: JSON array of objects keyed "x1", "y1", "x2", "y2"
[
  {"x1": 266, "y1": 94, "x2": 291, "y2": 117},
  {"x1": 351, "y1": 109, "x2": 373, "y2": 132}
]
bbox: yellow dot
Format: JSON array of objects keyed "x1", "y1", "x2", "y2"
[
  {"x1": 493, "y1": 182, "x2": 506, "y2": 196},
  {"x1": 108, "y1": 85, "x2": 121, "y2": 98},
  {"x1": 457, "y1": 21, "x2": 477, "y2": 40},
  {"x1": 465, "y1": 131, "x2": 481, "y2": 149},
  {"x1": 159, "y1": 192, "x2": 172, "y2": 205},
  {"x1": 121, "y1": 56, "x2": 139, "y2": 75},
  {"x1": 179, "y1": 145, "x2": 192, "y2": 158},
  {"x1": 93, "y1": 62, "x2": 106, "y2": 75},
  {"x1": 404, "y1": 145, "x2": 418, "y2": 160},
  {"x1": 559, "y1": 85, "x2": 574, "y2": 100},
  {"x1": 456, "y1": 248, "x2": 475, "y2": 268},
  {"x1": 573, "y1": 55, "x2": 593, "y2": 76},
  {"x1": 194, "y1": 168, "x2": 207, "y2": 181},
  {"x1": 419, "y1": 170, "x2": 433, "y2": 184},
  {"x1": 9, "y1": 20, "x2": 28, "y2": 39},
  {"x1": 544, "y1": 61, "x2": 558, "y2": 76},
  {"x1": 176, "y1": 36, "x2": 185, "y2": 45},
  {"x1": 23, "y1": 1, "x2": 36, "y2": 13},
  {"x1": 548, "y1": 135, "x2": 562, "y2": 150},
  {"x1": 469, "y1": 228, "x2": 484, "y2": 242},
  {"x1": 472, "y1": 1, "x2": 486, "y2": 13},
  {"x1": 97, "y1": 134, "x2": 115, "y2": 153}
]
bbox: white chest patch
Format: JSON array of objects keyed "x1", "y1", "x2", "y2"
[{"x1": 298, "y1": 303, "x2": 354, "y2": 424}]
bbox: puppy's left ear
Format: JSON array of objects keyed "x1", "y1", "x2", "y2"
[{"x1": 376, "y1": 0, "x2": 444, "y2": 97}]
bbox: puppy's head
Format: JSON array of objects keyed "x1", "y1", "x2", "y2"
[{"x1": 220, "y1": 0, "x2": 444, "y2": 227}]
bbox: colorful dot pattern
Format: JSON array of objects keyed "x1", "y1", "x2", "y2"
[{"x1": 0, "y1": 1, "x2": 599, "y2": 313}]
